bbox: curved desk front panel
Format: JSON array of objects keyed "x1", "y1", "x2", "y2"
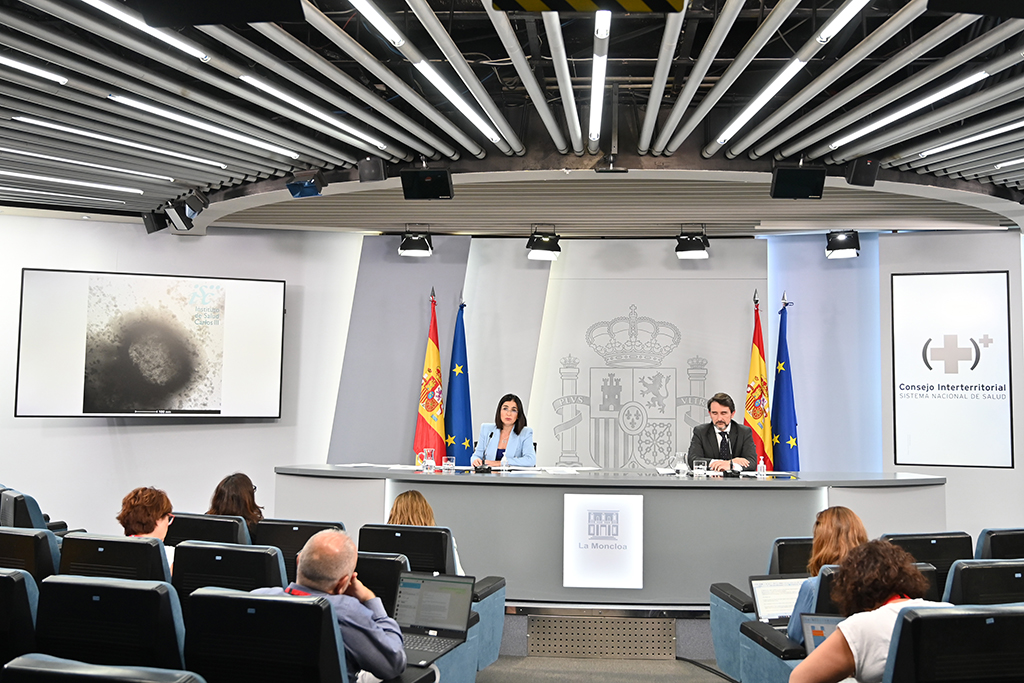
[{"x1": 274, "y1": 467, "x2": 945, "y2": 606}]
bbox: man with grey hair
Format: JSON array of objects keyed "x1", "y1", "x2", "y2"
[{"x1": 253, "y1": 529, "x2": 406, "y2": 681}]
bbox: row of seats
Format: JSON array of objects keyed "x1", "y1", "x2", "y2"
[
  {"x1": 0, "y1": 488, "x2": 73, "y2": 535},
  {"x1": 0, "y1": 569, "x2": 436, "y2": 683}
]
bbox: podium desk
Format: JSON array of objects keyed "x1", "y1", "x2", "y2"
[{"x1": 274, "y1": 466, "x2": 944, "y2": 607}]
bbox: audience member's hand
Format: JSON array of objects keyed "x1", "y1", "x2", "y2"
[{"x1": 345, "y1": 574, "x2": 377, "y2": 602}]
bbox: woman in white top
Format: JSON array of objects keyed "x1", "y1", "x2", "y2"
[
  {"x1": 790, "y1": 540, "x2": 950, "y2": 683},
  {"x1": 116, "y1": 486, "x2": 176, "y2": 568}
]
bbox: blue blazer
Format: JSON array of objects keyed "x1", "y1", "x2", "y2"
[{"x1": 472, "y1": 423, "x2": 536, "y2": 467}]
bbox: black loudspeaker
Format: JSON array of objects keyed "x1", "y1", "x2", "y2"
[
  {"x1": 400, "y1": 169, "x2": 454, "y2": 200},
  {"x1": 131, "y1": 0, "x2": 303, "y2": 26},
  {"x1": 142, "y1": 211, "x2": 168, "y2": 234},
  {"x1": 358, "y1": 157, "x2": 388, "y2": 183},
  {"x1": 928, "y1": 1, "x2": 1024, "y2": 18},
  {"x1": 770, "y1": 166, "x2": 826, "y2": 199},
  {"x1": 845, "y1": 157, "x2": 879, "y2": 187}
]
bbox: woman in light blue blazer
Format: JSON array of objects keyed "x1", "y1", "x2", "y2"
[{"x1": 471, "y1": 393, "x2": 536, "y2": 467}]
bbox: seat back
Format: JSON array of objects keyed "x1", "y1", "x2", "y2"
[
  {"x1": 885, "y1": 603, "x2": 1024, "y2": 683},
  {"x1": 36, "y1": 575, "x2": 185, "y2": 670},
  {"x1": 0, "y1": 568, "x2": 38, "y2": 666},
  {"x1": 880, "y1": 532, "x2": 973, "y2": 592},
  {"x1": 817, "y1": 563, "x2": 938, "y2": 614},
  {"x1": 171, "y1": 541, "x2": 286, "y2": 617},
  {"x1": 358, "y1": 524, "x2": 454, "y2": 575},
  {"x1": 767, "y1": 537, "x2": 813, "y2": 575},
  {"x1": 251, "y1": 519, "x2": 344, "y2": 584},
  {"x1": 58, "y1": 534, "x2": 170, "y2": 582},
  {"x1": 943, "y1": 559, "x2": 1024, "y2": 605},
  {"x1": 0, "y1": 527, "x2": 60, "y2": 582},
  {"x1": 0, "y1": 490, "x2": 49, "y2": 529},
  {"x1": 355, "y1": 552, "x2": 410, "y2": 617},
  {"x1": 163, "y1": 513, "x2": 250, "y2": 547},
  {"x1": 976, "y1": 528, "x2": 1024, "y2": 560},
  {"x1": 3, "y1": 654, "x2": 207, "y2": 683},
  {"x1": 185, "y1": 588, "x2": 347, "y2": 683}
]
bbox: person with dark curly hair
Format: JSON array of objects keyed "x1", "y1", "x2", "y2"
[
  {"x1": 207, "y1": 472, "x2": 264, "y2": 535},
  {"x1": 116, "y1": 486, "x2": 175, "y2": 565},
  {"x1": 790, "y1": 540, "x2": 950, "y2": 683}
]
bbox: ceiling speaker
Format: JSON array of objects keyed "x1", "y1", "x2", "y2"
[
  {"x1": 131, "y1": 0, "x2": 303, "y2": 27},
  {"x1": 400, "y1": 169, "x2": 454, "y2": 200},
  {"x1": 845, "y1": 158, "x2": 879, "y2": 187},
  {"x1": 770, "y1": 165, "x2": 827, "y2": 199}
]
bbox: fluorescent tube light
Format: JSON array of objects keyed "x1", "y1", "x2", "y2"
[
  {"x1": 413, "y1": 61, "x2": 501, "y2": 143},
  {"x1": 993, "y1": 157, "x2": 1024, "y2": 170},
  {"x1": 0, "y1": 185, "x2": 126, "y2": 204},
  {"x1": 829, "y1": 71, "x2": 989, "y2": 151},
  {"x1": 717, "y1": 60, "x2": 806, "y2": 145},
  {"x1": 239, "y1": 75, "x2": 388, "y2": 150},
  {"x1": 0, "y1": 54, "x2": 68, "y2": 85},
  {"x1": 14, "y1": 116, "x2": 227, "y2": 169},
  {"x1": 588, "y1": 55, "x2": 608, "y2": 143},
  {"x1": 109, "y1": 94, "x2": 301, "y2": 159},
  {"x1": 594, "y1": 10, "x2": 611, "y2": 39},
  {"x1": 0, "y1": 169, "x2": 143, "y2": 194},
  {"x1": 348, "y1": 0, "x2": 406, "y2": 47},
  {"x1": 816, "y1": 0, "x2": 871, "y2": 44},
  {"x1": 0, "y1": 146, "x2": 175, "y2": 182},
  {"x1": 78, "y1": 0, "x2": 211, "y2": 62},
  {"x1": 919, "y1": 119, "x2": 1024, "y2": 158}
]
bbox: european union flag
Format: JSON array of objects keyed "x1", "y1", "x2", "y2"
[
  {"x1": 772, "y1": 304, "x2": 799, "y2": 472},
  {"x1": 445, "y1": 302, "x2": 473, "y2": 466}
]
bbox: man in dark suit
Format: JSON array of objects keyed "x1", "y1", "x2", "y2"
[{"x1": 686, "y1": 392, "x2": 757, "y2": 471}]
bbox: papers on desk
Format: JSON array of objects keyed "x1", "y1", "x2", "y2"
[
  {"x1": 335, "y1": 462, "x2": 384, "y2": 467},
  {"x1": 545, "y1": 467, "x2": 579, "y2": 475},
  {"x1": 655, "y1": 467, "x2": 677, "y2": 475},
  {"x1": 388, "y1": 464, "x2": 420, "y2": 470}
]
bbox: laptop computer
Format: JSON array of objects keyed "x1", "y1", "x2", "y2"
[
  {"x1": 801, "y1": 613, "x2": 845, "y2": 653},
  {"x1": 748, "y1": 574, "x2": 807, "y2": 631},
  {"x1": 394, "y1": 571, "x2": 476, "y2": 666}
]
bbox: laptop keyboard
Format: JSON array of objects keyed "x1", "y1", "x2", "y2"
[{"x1": 405, "y1": 634, "x2": 459, "y2": 653}]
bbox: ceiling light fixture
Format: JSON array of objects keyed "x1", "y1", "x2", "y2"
[
  {"x1": 77, "y1": 0, "x2": 211, "y2": 62},
  {"x1": 993, "y1": 157, "x2": 1024, "y2": 170},
  {"x1": 239, "y1": 75, "x2": 388, "y2": 150},
  {"x1": 0, "y1": 184, "x2": 125, "y2": 204},
  {"x1": 825, "y1": 230, "x2": 860, "y2": 259},
  {"x1": 919, "y1": 119, "x2": 1024, "y2": 158},
  {"x1": 716, "y1": 60, "x2": 807, "y2": 146},
  {"x1": 828, "y1": 71, "x2": 989, "y2": 150},
  {"x1": 0, "y1": 54, "x2": 68, "y2": 85},
  {"x1": 398, "y1": 229, "x2": 433, "y2": 257},
  {"x1": 109, "y1": 94, "x2": 301, "y2": 159},
  {"x1": 587, "y1": 11, "x2": 612, "y2": 153},
  {"x1": 347, "y1": 0, "x2": 406, "y2": 47},
  {"x1": 0, "y1": 146, "x2": 175, "y2": 182},
  {"x1": 676, "y1": 229, "x2": 710, "y2": 260},
  {"x1": 0, "y1": 169, "x2": 143, "y2": 194},
  {"x1": 815, "y1": 0, "x2": 871, "y2": 44},
  {"x1": 412, "y1": 61, "x2": 501, "y2": 144},
  {"x1": 527, "y1": 226, "x2": 561, "y2": 261},
  {"x1": 13, "y1": 116, "x2": 228, "y2": 169}
]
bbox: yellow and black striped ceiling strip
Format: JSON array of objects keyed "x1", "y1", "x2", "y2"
[{"x1": 491, "y1": 0, "x2": 686, "y2": 12}]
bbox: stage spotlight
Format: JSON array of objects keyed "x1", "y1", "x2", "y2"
[
  {"x1": 825, "y1": 230, "x2": 860, "y2": 259},
  {"x1": 164, "y1": 202, "x2": 193, "y2": 231},
  {"x1": 286, "y1": 170, "x2": 327, "y2": 198},
  {"x1": 527, "y1": 227, "x2": 561, "y2": 261},
  {"x1": 676, "y1": 232, "x2": 710, "y2": 260},
  {"x1": 142, "y1": 211, "x2": 168, "y2": 234},
  {"x1": 183, "y1": 190, "x2": 209, "y2": 219},
  {"x1": 398, "y1": 231, "x2": 433, "y2": 257}
]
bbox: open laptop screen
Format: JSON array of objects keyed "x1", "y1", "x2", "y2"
[
  {"x1": 395, "y1": 572, "x2": 474, "y2": 632},
  {"x1": 749, "y1": 575, "x2": 806, "y2": 622},
  {"x1": 801, "y1": 614, "x2": 845, "y2": 653}
]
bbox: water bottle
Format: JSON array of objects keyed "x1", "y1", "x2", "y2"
[{"x1": 756, "y1": 455, "x2": 767, "y2": 479}]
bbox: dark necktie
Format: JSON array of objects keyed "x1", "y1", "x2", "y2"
[{"x1": 719, "y1": 431, "x2": 731, "y2": 461}]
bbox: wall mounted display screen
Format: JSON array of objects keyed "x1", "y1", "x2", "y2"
[
  {"x1": 16, "y1": 269, "x2": 285, "y2": 418},
  {"x1": 892, "y1": 272, "x2": 1012, "y2": 467}
]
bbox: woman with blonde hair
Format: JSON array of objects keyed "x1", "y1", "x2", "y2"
[
  {"x1": 388, "y1": 490, "x2": 463, "y2": 575},
  {"x1": 788, "y1": 506, "x2": 868, "y2": 644}
]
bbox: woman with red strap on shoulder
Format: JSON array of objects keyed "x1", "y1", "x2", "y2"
[{"x1": 790, "y1": 539, "x2": 951, "y2": 683}]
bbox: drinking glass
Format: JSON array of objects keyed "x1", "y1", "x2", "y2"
[
  {"x1": 692, "y1": 459, "x2": 708, "y2": 477},
  {"x1": 443, "y1": 455, "x2": 456, "y2": 473},
  {"x1": 422, "y1": 448, "x2": 435, "y2": 473},
  {"x1": 674, "y1": 452, "x2": 688, "y2": 476}
]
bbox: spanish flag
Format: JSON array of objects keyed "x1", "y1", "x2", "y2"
[
  {"x1": 413, "y1": 293, "x2": 447, "y2": 465},
  {"x1": 744, "y1": 302, "x2": 774, "y2": 470}
]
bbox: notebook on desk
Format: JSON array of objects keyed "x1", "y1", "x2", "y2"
[
  {"x1": 394, "y1": 571, "x2": 475, "y2": 667},
  {"x1": 748, "y1": 574, "x2": 807, "y2": 631}
]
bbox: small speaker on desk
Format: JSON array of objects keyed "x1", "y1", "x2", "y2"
[
  {"x1": 845, "y1": 158, "x2": 879, "y2": 187},
  {"x1": 401, "y1": 168, "x2": 454, "y2": 200},
  {"x1": 770, "y1": 165, "x2": 826, "y2": 199}
]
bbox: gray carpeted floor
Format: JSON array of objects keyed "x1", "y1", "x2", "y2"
[{"x1": 476, "y1": 656, "x2": 731, "y2": 683}]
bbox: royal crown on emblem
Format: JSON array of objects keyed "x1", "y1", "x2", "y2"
[
  {"x1": 585, "y1": 305, "x2": 681, "y2": 367},
  {"x1": 561, "y1": 353, "x2": 580, "y2": 369}
]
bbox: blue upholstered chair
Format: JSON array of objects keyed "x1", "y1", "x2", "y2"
[
  {"x1": 3, "y1": 654, "x2": 206, "y2": 683},
  {"x1": 880, "y1": 531, "x2": 973, "y2": 593},
  {"x1": 472, "y1": 576, "x2": 506, "y2": 671},
  {"x1": 171, "y1": 540, "x2": 286, "y2": 619},
  {"x1": 253, "y1": 518, "x2": 345, "y2": 584},
  {"x1": 58, "y1": 533, "x2": 170, "y2": 582},
  {"x1": 883, "y1": 603, "x2": 1024, "y2": 683},
  {"x1": 767, "y1": 536, "x2": 813, "y2": 575},
  {"x1": 943, "y1": 559, "x2": 1024, "y2": 605},
  {"x1": 0, "y1": 490, "x2": 69, "y2": 534},
  {"x1": 0, "y1": 527, "x2": 61, "y2": 583},
  {"x1": 975, "y1": 528, "x2": 1024, "y2": 560},
  {"x1": 431, "y1": 610, "x2": 480, "y2": 683},
  {"x1": 36, "y1": 575, "x2": 185, "y2": 670},
  {"x1": 163, "y1": 512, "x2": 251, "y2": 547},
  {"x1": 709, "y1": 582, "x2": 756, "y2": 680},
  {"x1": 0, "y1": 568, "x2": 38, "y2": 666}
]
